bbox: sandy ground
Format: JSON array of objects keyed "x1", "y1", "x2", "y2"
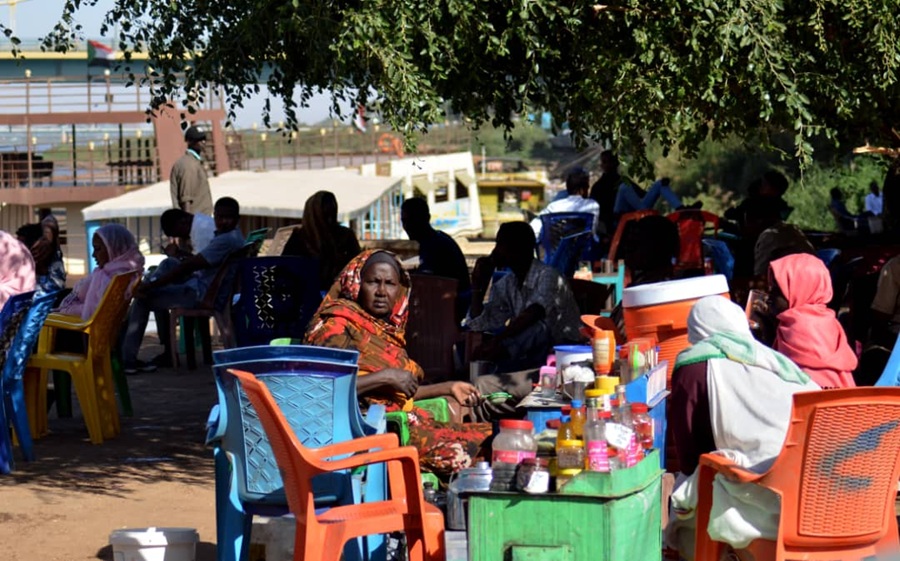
[{"x1": 0, "y1": 342, "x2": 219, "y2": 561}]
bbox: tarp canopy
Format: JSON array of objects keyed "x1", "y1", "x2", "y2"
[{"x1": 82, "y1": 169, "x2": 403, "y2": 222}]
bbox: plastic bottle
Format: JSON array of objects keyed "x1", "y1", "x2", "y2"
[
  {"x1": 631, "y1": 403, "x2": 654, "y2": 452},
  {"x1": 491, "y1": 419, "x2": 537, "y2": 465},
  {"x1": 584, "y1": 406, "x2": 609, "y2": 472},
  {"x1": 569, "y1": 399, "x2": 585, "y2": 439},
  {"x1": 555, "y1": 415, "x2": 574, "y2": 447},
  {"x1": 599, "y1": 411, "x2": 619, "y2": 470},
  {"x1": 614, "y1": 384, "x2": 632, "y2": 426},
  {"x1": 423, "y1": 481, "x2": 437, "y2": 505},
  {"x1": 592, "y1": 329, "x2": 614, "y2": 374}
]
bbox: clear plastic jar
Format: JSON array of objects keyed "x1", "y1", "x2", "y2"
[
  {"x1": 631, "y1": 403, "x2": 654, "y2": 452},
  {"x1": 491, "y1": 419, "x2": 537, "y2": 465},
  {"x1": 556, "y1": 439, "x2": 585, "y2": 470}
]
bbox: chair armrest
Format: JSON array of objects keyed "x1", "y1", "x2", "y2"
[
  {"x1": 43, "y1": 313, "x2": 91, "y2": 331},
  {"x1": 362, "y1": 403, "x2": 386, "y2": 436},
  {"x1": 698, "y1": 453, "x2": 765, "y2": 484},
  {"x1": 311, "y1": 443, "x2": 421, "y2": 474},
  {"x1": 205, "y1": 404, "x2": 224, "y2": 445},
  {"x1": 309, "y1": 432, "x2": 400, "y2": 461}
]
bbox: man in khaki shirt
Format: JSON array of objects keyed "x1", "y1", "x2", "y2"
[{"x1": 170, "y1": 125, "x2": 213, "y2": 216}]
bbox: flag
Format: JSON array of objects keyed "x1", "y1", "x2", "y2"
[
  {"x1": 353, "y1": 104, "x2": 366, "y2": 133},
  {"x1": 87, "y1": 40, "x2": 115, "y2": 67}
]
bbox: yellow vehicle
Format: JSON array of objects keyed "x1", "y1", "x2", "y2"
[{"x1": 476, "y1": 158, "x2": 548, "y2": 238}]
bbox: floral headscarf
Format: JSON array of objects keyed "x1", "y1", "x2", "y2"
[{"x1": 305, "y1": 249, "x2": 423, "y2": 409}]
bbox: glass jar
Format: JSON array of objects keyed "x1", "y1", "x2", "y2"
[
  {"x1": 556, "y1": 439, "x2": 585, "y2": 471},
  {"x1": 631, "y1": 403, "x2": 654, "y2": 452},
  {"x1": 515, "y1": 457, "x2": 550, "y2": 494},
  {"x1": 491, "y1": 419, "x2": 537, "y2": 465}
]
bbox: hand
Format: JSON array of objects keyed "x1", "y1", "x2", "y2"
[
  {"x1": 134, "y1": 280, "x2": 153, "y2": 299},
  {"x1": 471, "y1": 255, "x2": 496, "y2": 292},
  {"x1": 163, "y1": 243, "x2": 179, "y2": 257},
  {"x1": 377, "y1": 368, "x2": 419, "y2": 398},
  {"x1": 448, "y1": 382, "x2": 481, "y2": 406}
]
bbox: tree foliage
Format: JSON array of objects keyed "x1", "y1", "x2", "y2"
[{"x1": 26, "y1": 0, "x2": 900, "y2": 168}]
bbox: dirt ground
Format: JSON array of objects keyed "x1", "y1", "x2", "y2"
[{"x1": 0, "y1": 341, "x2": 220, "y2": 561}]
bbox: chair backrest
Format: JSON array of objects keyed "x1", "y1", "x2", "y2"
[
  {"x1": 211, "y1": 344, "x2": 365, "y2": 504},
  {"x1": 200, "y1": 242, "x2": 255, "y2": 310},
  {"x1": 0, "y1": 290, "x2": 34, "y2": 330},
  {"x1": 0, "y1": 291, "x2": 34, "y2": 373},
  {"x1": 2, "y1": 291, "x2": 56, "y2": 385},
  {"x1": 406, "y1": 274, "x2": 459, "y2": 384},
  {"x1": 761, "y1": 388, "x2": 900, "y2": 550},
  {"x1": 537, "y1": 212, "x2": 593, "y2": 263},
  {"x1": 232, "y1": 256, "x2": 322, "y2": 347},
  {"x1": 667, "y1": 210, "x2": 720, "y2": 269},
  {"x1": 608, "y1": 209, "x2": 658, "y2": 262},
  {"x1": 266, "y1": 225, "x2": 298, "y2": 256},
  {"x1": 86, "y1": 272, "x2": 140, "y2": 357}
]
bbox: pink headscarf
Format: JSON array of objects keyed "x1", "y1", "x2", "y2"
[
  {"x1": 0, "y1": 230, "x2": 36, "y2": 309},
  {"x1": 769, "y1": 253, "x2": 857, "y2": 388},
  {"x1": 58, "y1": 224, "x2": 145, "y2": 320}
]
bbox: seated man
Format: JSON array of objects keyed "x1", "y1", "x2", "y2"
[
  {"x1": 400, "y1": 197, "x2": 472, "y2": 321},
  {"x1": 530, "y1": 166, "x2": 600, "y2": 238},
  {"x1": 121, "y1": 197, "x2": 245, "y2": 372},
  {"x1": 870, "y1": 254, "x2": 900, "y2": 347},
  {"x1": 749, "y1": 198, "x2": 815, "y2": 278},
  {"x1": 613, "y1": 177, "x2": 684, "y2": 216},
  {"x1": 160, "y1": 207, "x2": 216, "y2": 258},
  {"x1": 465, "y1": 221, "x2": 584, "y2": 372}
]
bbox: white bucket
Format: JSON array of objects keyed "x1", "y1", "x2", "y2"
[{"x1": 109, "y1": 527, "x2": 198, "y2": 561}]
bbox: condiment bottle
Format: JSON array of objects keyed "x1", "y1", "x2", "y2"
[
  {"x1": 555, "y1": 415, "x2": 574, "y2": 447},
  {"x1": 569, "y1": 399, "x2": 585, "y2": 439},
  {"x1": 584, "y1": 405, "x2": 609, "y2": 472},
  {"x1": 492, "y1": 419, "x2": 537, "y2": 465},
  {"x1": 556, "y1": 439, "x2": 585, "y2": 471},
  {"x1": 631, "y1": 403, "x2": 654, "y2": 452},
  {"x1": 592, "y1": 329, "x2": 614, "y2": 374},
  {"x1": 599, "y1": 411, "x2": 619, "y2": 470}
]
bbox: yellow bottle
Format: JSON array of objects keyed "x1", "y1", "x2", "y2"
[{"x1": 569, "y1": 399, "x2": 585, "y2": 439}]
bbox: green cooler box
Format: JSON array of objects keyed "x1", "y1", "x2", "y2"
[{"x1": 468, "y1": 450, "x2": 663, "y2": 561}]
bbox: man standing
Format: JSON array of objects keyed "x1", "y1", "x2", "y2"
[
  {"x1": 121, "y1": 197, "x2": 244, "y2": 372},
  {"x1": 170, "y1": 125, "x2": 213, "y2": 216},
  {"x1": 400, "y1": 197, "x2": 472, "y2": 320},
  {"x1": 866, "y1": 181, "x2": 884, "y2": 216}
]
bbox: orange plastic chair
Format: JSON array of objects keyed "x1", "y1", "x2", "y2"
[
  {"x1": 667, "y1": 210, "x2": 720, "y2": 271},
  {"x1": 607, "y1": 209, "x2": 658, "y2": 262},
  {"x1": 694, "y1": 387, "x2": 900, "y2": 561},
  {"x1": 225, "y1": 368, "x2": 446, "y2": 561},
  {"x1": 26, "y1": 272, "x2": 140, "y2": 444}
]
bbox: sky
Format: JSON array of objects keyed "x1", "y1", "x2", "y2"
[{"x1": 10, "y1": 0, "x2": 341, "y2": 128}]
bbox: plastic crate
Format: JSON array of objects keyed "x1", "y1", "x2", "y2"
[{"x1": 468, "y1": 450, "x2": 663, "y2": 561}]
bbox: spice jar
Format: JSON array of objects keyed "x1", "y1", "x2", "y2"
[
  {"x1": 631, "y1": 403, "x2": 654, "y2": 452},
  {"x1": 492, "y1": 419, "x2": 537, "y2": 465},
  {"x1": 556, "y1": 439, "x2": 585, "y2": 471},
  {"x1": 515, "y1": 457, "x2": 550, "y2": 494}
]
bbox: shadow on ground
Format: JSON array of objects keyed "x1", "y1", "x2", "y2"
[{"x1": 3, "y1": 342, "x2": 218, "y2": 497}]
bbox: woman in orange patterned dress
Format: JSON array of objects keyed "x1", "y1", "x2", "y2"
[{"x1": 305, "y1": 249, "x2": 491, "y2": 476}]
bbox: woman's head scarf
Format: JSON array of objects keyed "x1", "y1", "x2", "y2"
[
  {"x1": 769, "y1": 253, "x2": 857, "y2": 388},
  {"x1": 676, "y1": 295, "x2": 811, "y2": 385},
  {"x1": 94, "y1": 224, "x2": 145, "y2": 273}
]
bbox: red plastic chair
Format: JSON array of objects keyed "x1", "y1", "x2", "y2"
[
  {"x1": 608, "y1": 209, "x2": 658, "y2": 262},
  {"x1": 695, "y1": 387, "x2": 900, "y2": 561},
  {"x1": 225, "y1": 368, "x2": 446, "y2": 561},
  {"x1": 667, "y1": 210, "x2": 719, "y2": 271}
]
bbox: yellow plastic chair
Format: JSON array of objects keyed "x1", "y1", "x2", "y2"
[{"x1": 26, "y1": 272, "x2": 139, "y2": 444}]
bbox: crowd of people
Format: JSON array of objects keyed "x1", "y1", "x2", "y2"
[{"x1": 2, "y1": 141, "x2": 899, "y2": 555}]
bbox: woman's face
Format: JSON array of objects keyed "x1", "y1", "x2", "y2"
[
  {"x1": 358, "y1": 262, "x2": 400, "y2": 319},
  {"x1": 43, "y1": 225, "x2": 56, "y2": 243},
  {"x1": 92, "y1": 234, "x2": 110, "y2": 268}
]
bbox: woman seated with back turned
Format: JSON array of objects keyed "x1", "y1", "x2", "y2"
[
  {"x1": 766, "y1": 253, "x2": 857, "y2": 388},
  {"x1": 305, "y1": 249, "x2": 490, "y2": 476},
  {"x1": 282, "y1": 190, "x2": 361, "y2": 292},
  {"x1": 666, "y1": 296, "x2": 820, "y2": 559}
]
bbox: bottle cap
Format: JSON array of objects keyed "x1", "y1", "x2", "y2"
[
  {"x1": 424, "y1": 481, "x2": 434, "y2": 489},
  {"x1": 584, "y1": 389, "x2": 604, "y2": 398},
  {"x1": 599, "y1": 411, "x2": 612, "y2": 419},
  {"x1": 561, "y1": 415, "x2": 571, "y2": 423},
  {"x1": 631, "y1": 403, "x2": 649, "y2": 413},
  {"x1": 570, "y1": 399, "x2": 583, "y2": 409},
  {"x1": 539, "y1": 365, "x2": 557, "y2": 376},
  {"x1": 558, "y1": 439, "x2": 584, "y2": 448},
  {"x1": 499, "y1": 419, "x2": 533, "y2": 431},
  {"x1": 561, "y1": 405, "x2": 572, "y2": 415}
]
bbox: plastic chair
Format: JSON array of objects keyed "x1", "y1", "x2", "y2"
[
  {"x1": 667, "y1": 209, "x2": 720, "y2": 271},
  {"x1": 222, "y1": 366, "x2": 445, "y2": 561},
  {"x1": 209, "y1": 345, "x2": 391, "y2": 561},
  {"x1": 874, "y1": 332, "x2": 900, "y2": 387},
  {"x1": 816, "y1": 248, "x2": 842, "y2": 268},
  {"x1": 169, "y1": 242, "x2": 254, "y2": 369},
  {"x1": 26, "y1": 273, "x2": 138, "y2": 444},
  {"x1": 694, "y1": 387, "x2": 900, "y2": 561},
  {"x1": 607, "y1": 209, "x2": 658, "y2": 262},
  {"x1": 701, "y1": 238, "x2": 735, "y2": 280},
  {"x1": 231, "y1": 256, "x2": 323, "y2": 348},
  {"x1": 536, "y1": 212, "x2": 594, "y2": 276},
  {"x1": 406, "y1": 274, "x2": 461, "y2": 384},
  {"x1": 0, "y1": 291, "x2": 35, "y2": 473}
]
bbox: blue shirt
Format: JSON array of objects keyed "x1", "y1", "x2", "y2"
[{"x1": 186, "y1": 228, "x2": 245, "y2": 299}]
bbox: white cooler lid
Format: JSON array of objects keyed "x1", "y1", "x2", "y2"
[{"x1": 622, "y1": 275, "x2": 729, "y2": 308}]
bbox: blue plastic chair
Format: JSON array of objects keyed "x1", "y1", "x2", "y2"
[
  {"x1": 231, "y1": 256, "x2": 322, "y2": 347},
  {"x1": 537, "y1": 212, "x2": 594, "y2": 276},
  {"x1": 209, "y1": 345, "x2": 388, "y2": 561},
  {"x1": 702, "y1": 238, "x2": 735, "y2": 281},
  {"x1": 0, "y1": 291, "x2": 56, "y2": 474},
  {"x1": 815, "y1": 247, "x2": 842, "y2": 268}
]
